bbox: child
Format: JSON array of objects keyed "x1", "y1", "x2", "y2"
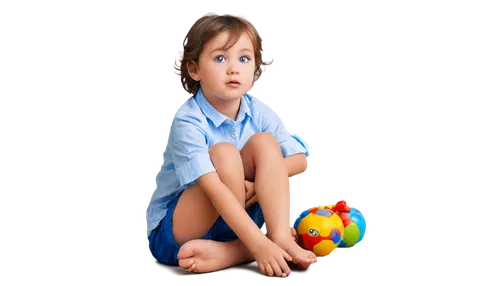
[{"x1": 146, "y1": 14, "x2": 316, "y2": 277}]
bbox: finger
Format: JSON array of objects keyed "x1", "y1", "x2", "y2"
[
  {"x1": 245, "y1": 195, "x2": 257, "y2": 208},
  {"x1": 187, "y1": 263, "x2": 196, "y2": 272},
  {"x1": 245, "y1": 186, "x2": 254, "y2": 201},
  {"x1": 244, "y1": 197, "x2": 251, "y2": 208},
  {"x1": 252, "y1": 194, "x2": 258, "y2": 203},
  {"x1": 278, "y1": 256, "x2": 292, "y2": 276},
  {"x1": 265, "y1": 263, "x2": 274, "y2": 277},
  {"x1": 270, "y1": 260, "x2": 283, "y2": 277},
  {"x1": 245, "y1": 189, "x2": 252, "y2": 201}
]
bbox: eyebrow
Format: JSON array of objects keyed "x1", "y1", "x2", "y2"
[{"x1": 210, "y1": 48, "x2": 254, "y2": 54}]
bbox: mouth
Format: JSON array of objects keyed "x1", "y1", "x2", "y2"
[{"x1": 226, "y1": 80, "x2": 240, "y2": 88}]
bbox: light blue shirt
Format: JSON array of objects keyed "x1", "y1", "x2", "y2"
[{"x1": 146, "y1": 89, "x2": 310, "y2": 237}]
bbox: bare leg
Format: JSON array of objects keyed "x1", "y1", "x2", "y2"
[
  {"x1": 245, "y1": 180, "x2": 298, "y2": 241},
  {"x1": 177, "y1": 239, "x2": 253, "y2": 273},
  {"x1": 175, "y1": 142, "x2": 290, "y2": 275},
  {"x1": 240, "y1": 133, "x2": 316, "y2": 268}
]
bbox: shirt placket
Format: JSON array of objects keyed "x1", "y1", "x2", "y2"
[{"x1": 225, "y1": 119, "x2": 237, "y2": 142}]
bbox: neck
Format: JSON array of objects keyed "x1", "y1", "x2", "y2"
[{"x1": 203, "y1": 93, "x2": 241, "y2": 121}]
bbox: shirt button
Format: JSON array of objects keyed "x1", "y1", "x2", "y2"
[
  {"x1": 231, "y1": 134, "x2": 236, "y2": 140},
  {"x1": 225, "y1": 119, "x2": 231, "y2": 124}
]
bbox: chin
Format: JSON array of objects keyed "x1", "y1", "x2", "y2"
[
  {"x1": 219, "y1": 94, "x2": 245, "y2": 101},
  {"x1": 219, "y1": 90, "x2": 247, "y2": 100}
]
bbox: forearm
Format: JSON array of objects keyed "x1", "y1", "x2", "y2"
[
  {"x1": 284, "y1": 153, "x2": 307, "y2": 177},
  {"x1": 198, "y1": 172, "x2": 267, "y2": 252}
]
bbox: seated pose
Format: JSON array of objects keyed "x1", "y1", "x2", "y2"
[{"x1": 146, "y1": 14, "x2": 316, "y2": 277}]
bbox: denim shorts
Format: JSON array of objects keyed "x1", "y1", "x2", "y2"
[{"x1": 148, "y1": 191, "x2": 265, "y2": 266}]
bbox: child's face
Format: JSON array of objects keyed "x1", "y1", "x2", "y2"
[{"x1": 189, "y1": 31, "x2": 256, "y2": 102}]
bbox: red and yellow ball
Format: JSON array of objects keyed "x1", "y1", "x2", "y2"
[{"x1": 293, "y1": 206, "x2": 345, "y2": 256}]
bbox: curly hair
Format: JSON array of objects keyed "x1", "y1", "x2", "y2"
[{"x1": 175, "y1": 14, "x2": 272, "y2": 94}]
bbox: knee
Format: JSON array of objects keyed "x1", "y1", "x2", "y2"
[
  {"x1": 209, "y1": 142, "x2": 240, "y2": 164},
  {"x1": 246, "y1": 132, "x2": 281, "y2": 153}
]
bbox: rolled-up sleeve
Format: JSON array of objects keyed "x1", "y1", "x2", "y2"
[
  {"x1": 169, "y1": 117, "x2": 216, "y2": 187},
  {"x1": 261, "y1": 104, "x2": 310, "y2": 158}
]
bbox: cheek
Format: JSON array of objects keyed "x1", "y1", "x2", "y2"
[
  {"x1": 201, "y1": 64, "x2": 223, "y2": 81},
  {"x1": 247, "y1": 64, "x2": 257, "y2": 80}
]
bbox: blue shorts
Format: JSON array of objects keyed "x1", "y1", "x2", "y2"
[{"x1": 148, "y1": 191, "x2": 265, "y2": 266}]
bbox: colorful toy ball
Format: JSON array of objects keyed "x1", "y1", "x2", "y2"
[
  {"x1": 293, "y1": 206, "x2": 344, "y2": 256},
  {"x1": 339, "y1": 205, "x2": 369, "y2": 250}
]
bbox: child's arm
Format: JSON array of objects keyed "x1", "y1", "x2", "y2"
[
  {"x1": 198, "y1": 172, "x2": 266, "y2": 245},
  {"x1": 284, "y1": 153, "x2": 307, "y2": 177},
  {"x1": 256, "y1": 99, "x2": 310, "y2": 174}
]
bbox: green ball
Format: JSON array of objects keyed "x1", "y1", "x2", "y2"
[{"x1": 342, "y1": 223, "x2": 361, "y2": 247}]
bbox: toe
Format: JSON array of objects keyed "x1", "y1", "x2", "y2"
[
  {"x1": 290, "y1": 258, "x2": 311, "y2": 270},
  {"x1": 177, "y1": 243, "x2": 194, "y2": 260},
  {"x1": 187, "y1": 263, "x2": 196, "y2": 272},
  {"x1": 309, "y1": 252, "x2": 317, "y2": 262},
  {"x1": 297, "y1": 262, "x2": 310, "y2": 270},
  {"x1": 178, "y1": 258, "x2": 194, "y2": 270}
]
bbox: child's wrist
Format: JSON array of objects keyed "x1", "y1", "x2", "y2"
[{"x1": 245, "y1": 233, "x2": 270, "y2": 254}]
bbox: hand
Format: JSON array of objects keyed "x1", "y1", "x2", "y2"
[
  {"x1": 244, "y1": 180, "x2": 258, "y2": 209},
  {"x1": 251, "y1": 238, "x2": 293, "y2": 277}
]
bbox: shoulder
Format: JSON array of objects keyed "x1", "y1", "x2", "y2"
[
  {"x1": 245, "y1": 93, "x2": 276, "y2": 118},
  {"x1": 173, "y1": 96, "x2": 208, "y2": 126},
  {"x1": 245, "y1": 93, "x2": 265, "y2": 110},
  {"x1": 245, "y1": 93, "x2": 280, "y2": 123}
]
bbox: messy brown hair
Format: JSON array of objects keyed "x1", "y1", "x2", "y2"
[{"x1": 175, "y1": 14, "x2": 272, "y2": 94}]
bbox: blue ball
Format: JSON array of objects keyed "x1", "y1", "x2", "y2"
[{"x1": 339, "y1": 205, "x2": 369, "y2": 249}]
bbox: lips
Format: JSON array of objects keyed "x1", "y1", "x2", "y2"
[{"x1": 226, "y1": 80, "x2": 240, "y2": 88}]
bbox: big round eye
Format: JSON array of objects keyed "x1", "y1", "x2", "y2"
[
  {"x1": 215, "y1": 56, "x2": 226, "y2": 63},
  {"x1": 240, "y1": 56, "x2": 249, "y2": 63},
  {"x1": 308, "y1": 229, "x2": 319, "y2": 236}
]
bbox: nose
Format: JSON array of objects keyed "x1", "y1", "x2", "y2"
[
  {"x1": 226, "y1": 61, "x2": 239, "y2": 75},
  {"x1": 227, "y1": 67, "x2": 239, "y2": 75}
]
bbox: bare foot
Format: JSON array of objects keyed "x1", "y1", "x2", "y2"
[
  {"x1": 268, "y1": 227, "x2": 298, "y2": 242},
  {"x1": 177, "y1": 239, "x2": 253, "y2": 273},
  {"x1": 269, "y1": 230, "x2": 317, "y2": 270},
  {"x1": 291, "y1": 227, "x2": 298, "y2": 242}
]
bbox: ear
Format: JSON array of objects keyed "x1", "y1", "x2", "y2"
[{"x1": 187, "y1": 60, "x2": 201, "y2": 81}]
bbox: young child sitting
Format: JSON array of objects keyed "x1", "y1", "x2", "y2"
[{"x1": 146, "y1": 14, "x2": 316, "y2": 277}]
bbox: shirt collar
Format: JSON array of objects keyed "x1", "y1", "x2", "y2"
[{"x1": 195, "y1": 89, "x2": 252, "y2": 127}]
